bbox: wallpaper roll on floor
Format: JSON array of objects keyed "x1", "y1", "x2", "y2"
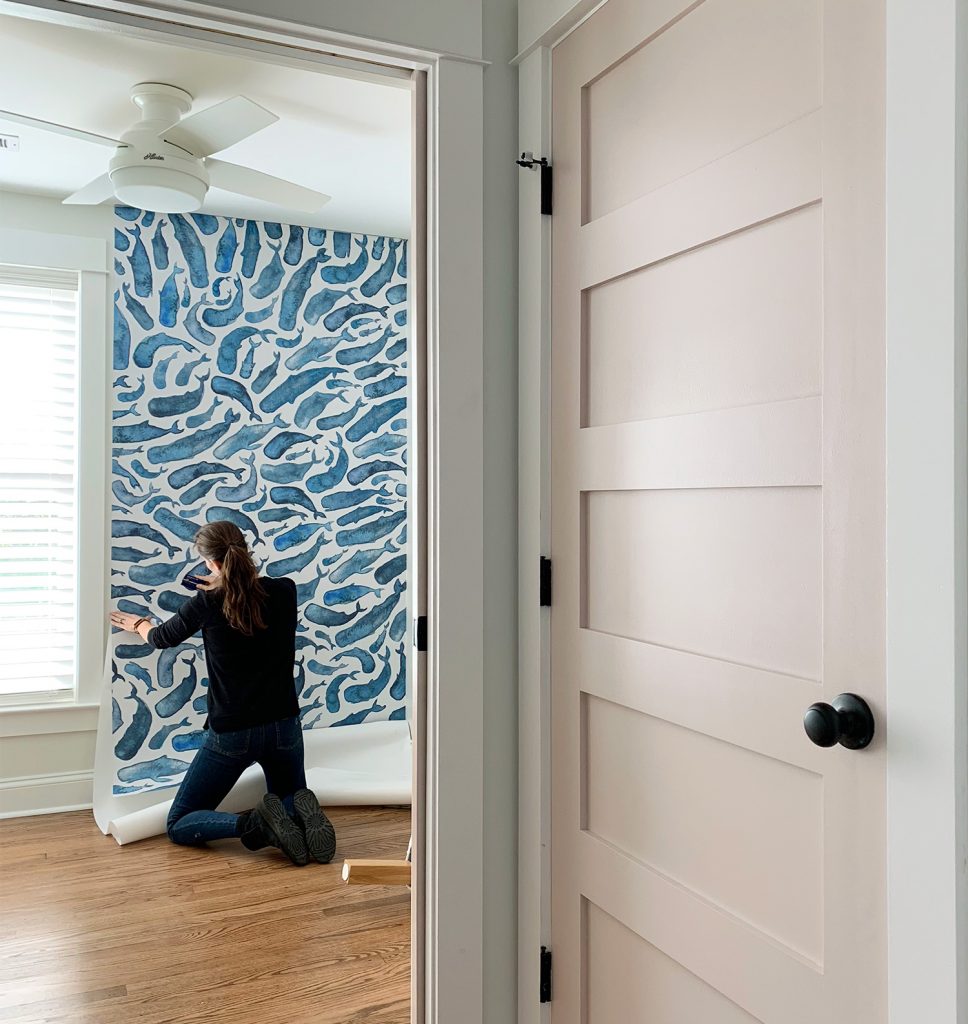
[
  {"x1": 94, "y1": 667, "x2": 412, "y2": 845},
  {"x1": 106, "y1": 207, "x2": 410, "y2": 798}
]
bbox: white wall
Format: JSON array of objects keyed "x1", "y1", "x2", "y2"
[
  {"x1": 0, "y1": 190, "x2": 112, "y2": 238},
  {"x1": 0, "y1": 191, "x2": 111, "y2": 816}
]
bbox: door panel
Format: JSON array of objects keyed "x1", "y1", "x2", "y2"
[
  {"x1": 583, "y1": 487, "x2": 821, "y2": 677},
  {"x1": 551, "y1": 0, "x2": 886, "y2": 1021},
  {"x1": 579, "y1": 111, "x2": 823, "y2": 290},
  {"x1": 584, "y1": 0, "x2": 821, "y2": 220},
  {"x1": 584, "y1": 901, "x2": 765, "y2": 1024},
  {"x1": 583, "y1": 695, "x2": 823, "y2": 962},
  {"x1": 583, "y1": 206, "x2": 822, "y2": 426}
]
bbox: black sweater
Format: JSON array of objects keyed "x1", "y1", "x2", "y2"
[{"x1": 147, "y1": 577, "x2": 299, "y2": 733}]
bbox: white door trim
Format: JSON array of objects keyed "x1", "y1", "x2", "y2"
[
  {"x1": 885, "y1": 0, "x2": 968, "y2": 1020},
  {"x1": 517, "y1": 43, "x2": 552, "y2": 1024},
  {"x1": 2, "y1": 4, "x2": 486, "y2": 1022},
  {"x1": 517, "y1": 4, "x2": 968, "y2": 1023}
]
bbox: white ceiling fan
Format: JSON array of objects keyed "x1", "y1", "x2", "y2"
[{"x1": 0, "y1": 82, "x2": 331, "y2": 214}]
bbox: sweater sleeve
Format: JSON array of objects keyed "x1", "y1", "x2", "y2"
[
  {"x1": 147, "y1": 592, "x2": 209, "y2": 649},
  {"x1": 285, "y1": 578, "x2": 297, "y2": 632}
]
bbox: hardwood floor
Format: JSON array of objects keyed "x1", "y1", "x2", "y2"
[{"x1": 0, "y1": 806, "x2": 411, "y2": 1024}]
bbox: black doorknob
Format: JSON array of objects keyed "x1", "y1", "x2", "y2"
[{"x1": 803, "y1": 693, "x2": 875, "y2": 750}]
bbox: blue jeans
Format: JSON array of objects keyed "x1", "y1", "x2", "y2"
[{"x1": 166, "y1": 716, "x2": 306, "y2": 846}]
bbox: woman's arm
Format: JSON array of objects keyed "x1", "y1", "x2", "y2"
[{"x1": 109, "y1": 594, "x2": 208, "y2": 648}]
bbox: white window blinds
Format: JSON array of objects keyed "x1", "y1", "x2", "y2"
[{"x1": 0, "y1": 264, "x2": 79, "y2": 701}]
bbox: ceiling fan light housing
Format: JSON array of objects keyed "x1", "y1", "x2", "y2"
[{"x1": 109, "y1": 145, "x2": 208, "y2": 213}]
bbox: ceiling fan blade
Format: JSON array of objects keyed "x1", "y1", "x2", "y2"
[
  {"x1": 63, "y1": 173, "x2": 115, "y2": 206},
  {"x1": 162, "y1": 96, "x2": 277, "y2": 157},
  {"x1": 0, "y1": 110, "x2": 120, "y2": 148},
  {"x1": 207, "y1": 159, "x2": 331, "y2": 213}
]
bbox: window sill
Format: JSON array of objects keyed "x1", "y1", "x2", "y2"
[{"x1": 0, "y1": 703, "x2": 99, "y2": 738}]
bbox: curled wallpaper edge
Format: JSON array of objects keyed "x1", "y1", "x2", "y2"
[{"x1": 93, "y1": 646, "x2": 116, "y2": 835}]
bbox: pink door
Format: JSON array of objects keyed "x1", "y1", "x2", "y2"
[{"x1": 550, "y1": 1, "x2": 887, "y2": 1021}]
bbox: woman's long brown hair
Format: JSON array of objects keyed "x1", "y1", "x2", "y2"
[{"x1": 194, "y1": 521, "x2": 266, "y2": 635}]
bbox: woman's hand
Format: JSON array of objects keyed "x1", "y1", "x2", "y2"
[
  {"x1": 109, "y1": 610, "x2": 155, "y2": 643},
  {"x1": 191, "y1": 573, "x2": 218, "y2": 592},
  {"x1": 109, "y1": 611, "x2": 144, "y2": 633}
]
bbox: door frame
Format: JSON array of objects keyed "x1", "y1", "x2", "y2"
[
  {"x1": 1, "y1": 2, "x2": 487, "y2": 1022},
  {"x1": 515, "y1": 4, "x2": 968, "y2": 1023}
]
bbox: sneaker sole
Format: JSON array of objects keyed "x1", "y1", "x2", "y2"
[
  {"x1": 293, "y1": 788, "x2": 337, "y2": 864},
  {"x1": 260, "y1": 793, "x2": 309, "y2": 867}
]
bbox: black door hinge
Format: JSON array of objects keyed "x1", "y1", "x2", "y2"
[
  {"x1": 539, "y1": 946, "x2": 552, "y2": 1003},
  {"x1": 415, "y1": 615, "x2": 428, "y2": 652},
  {"x1": 539, "y1": 556, "x2": 552, "y2": 607},
  {"x1": 516, "y1": 152, "x2": 553, "y2": 215}
]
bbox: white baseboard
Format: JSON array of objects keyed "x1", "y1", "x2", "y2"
[{"x1": 0, "y1": 769, "x2": 94, "y2": 819}]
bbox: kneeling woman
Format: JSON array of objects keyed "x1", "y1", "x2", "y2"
[{"x1": 109, "y1": 520, "x2": 335, "y2": 866}]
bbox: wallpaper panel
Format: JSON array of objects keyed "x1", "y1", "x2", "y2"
[{"x1": 110, "y1": 207, "x2": 408, "y2": 794}]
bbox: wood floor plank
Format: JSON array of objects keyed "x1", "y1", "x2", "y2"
[{"x1": 0, "y1": 806, "x2": 410, "y2": 1024}]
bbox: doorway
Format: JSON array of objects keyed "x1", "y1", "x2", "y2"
[{"x1": 0, "y1": 4, "x2": 441, "y2": 1021}]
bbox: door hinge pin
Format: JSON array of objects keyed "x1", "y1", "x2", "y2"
[
  {"x1": 539, "y1": 556, "x2": 552, "y2": 607},
  {"x1": 540, "y1": 946, "x2": 552, "y2": 1003},
  {"x1": 516, "y1": 152, "x2": 553, "y2": 216}
]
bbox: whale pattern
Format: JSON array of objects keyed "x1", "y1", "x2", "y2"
[{"x1": 110, "y1": 207, "x2": 408, "y2": 795}]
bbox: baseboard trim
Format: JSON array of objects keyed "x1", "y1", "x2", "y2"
[{"x1": 0, "y1": 769, "x2": 94, "y2": 819}]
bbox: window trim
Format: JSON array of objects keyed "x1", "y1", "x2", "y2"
[
  {"x1": 0, "y1": 263, "x2": 80, "y2": 704},
  {"x1": 0, "y1": 701, "x2": 99, "y2": 738},
  {"x1": 0, "y1": 225, "x2": 109, "y2": 713}
]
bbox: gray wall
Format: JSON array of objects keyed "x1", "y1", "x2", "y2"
[{"x1": 196, "y1": 0, "x2": 483, "y2": 59}]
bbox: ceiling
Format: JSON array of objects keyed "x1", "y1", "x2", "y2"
[{"x1": 0, "y1": 13, "x2": 411, "y2": 238}]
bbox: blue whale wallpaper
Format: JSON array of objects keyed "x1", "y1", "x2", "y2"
[{"x1": 110, "y1": 206, "x2": 408, "y2": 794}]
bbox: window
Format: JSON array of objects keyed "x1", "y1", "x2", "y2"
[{"x1": 0, "y1": 265, "x2": 79, "y2": 704}]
